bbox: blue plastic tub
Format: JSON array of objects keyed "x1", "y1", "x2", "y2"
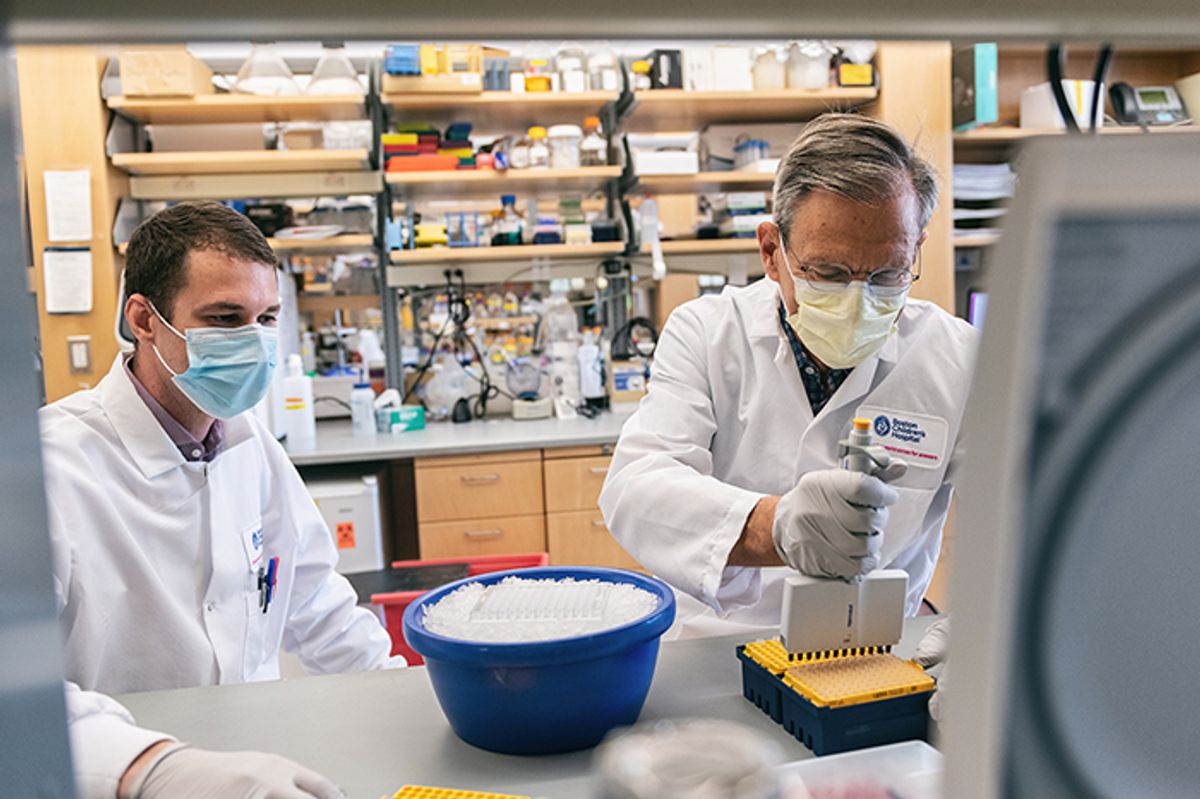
[{"x1": 402, "y1": 566, "x2": 676, "y2": 755}]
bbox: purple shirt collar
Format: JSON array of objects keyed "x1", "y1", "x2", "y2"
[{"x1": 123, "y1": 355, "x2": 224, "y2": 463}]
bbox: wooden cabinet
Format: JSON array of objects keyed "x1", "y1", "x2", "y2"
[
  {"x1": 547, "y1": 511, "x2": 640, "y2": 570},
  {"x1": 415, "y1": 458, "x2": 543, "y2": 522},
  {"x1": 419, "y1": 514, "x2": 547, "y2": 559},
  {"x1": 412, "y1": 444, "x2": 637, "y2": 570},
  {"x1": 414, "y1": 450, "x2": 547, "y2": 558},
  {"x1": 543, "y1": 456, "x2": 611, "y2": 513}
]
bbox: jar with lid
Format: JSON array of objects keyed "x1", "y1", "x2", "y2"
[
  {"x1": 524, "y1": 42, "x2": 554, "y2": 92},
  {"x1": 527, "y1": 126, "x2": 549, "y2": 169},
  {"x1": 630, "y1": 60, "x2": 652, "y2": 91},
  {"x1": 547, "y1": 124, "x2": 582, "y2": 170},
  {"x1": 555, "y1": 42, "x2": 589, "y2": 93},
  {"x1": 580, "y1": 117, "x2": 607, "y2": 167},
  {"x1": 588, "y1": 43, "x2": 621, "y2": 93},
  {"x1": 752, "y1": 46, "x2": 786, "y2": 91},
  {"x1": 787, "y1": 40, "x2": 835, "y2": 89}
]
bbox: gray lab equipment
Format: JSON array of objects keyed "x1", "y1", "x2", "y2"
[{"x1": 945, "y1": 135, "x2": 1200, "y2": 799}]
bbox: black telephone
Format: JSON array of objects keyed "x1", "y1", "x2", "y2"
[{"x1": 1110, "y1": 82, "x2": 1189, "y2": 126}]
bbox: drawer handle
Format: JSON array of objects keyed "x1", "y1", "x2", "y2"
[
  {"x1": 463, "y1": 528, "x2": 504, "y2": 540},
  {"x1": 601, "y1": 444, "x2": 614, "y2": 455},
  {"x1": 461, "y1": 474, "x2": 501, "y2": 485},
  {"x1": 588, "y1": 466, "x2": 610, "y2": 475},
  {"x1": 591, "y1": 519, "x2": 608, "y2": 528}
]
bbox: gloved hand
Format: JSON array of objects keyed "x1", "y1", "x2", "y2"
[
  {"x1": 772, "y1": 469, "x2": 899, "y2": 579},
  {"x1": 913, "y1": 617, "x2": 949, "y2": 669},
  {"x1": 122, "y1": 743, "x2": 347, "y2": 799},
  {"x1": 914, "y1": 618, "x2": 950, "y2": 722}
]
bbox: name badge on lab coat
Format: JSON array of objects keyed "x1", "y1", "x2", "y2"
[
  {"x1": 241, "y1": 522, "x2": 265, "y2": 572},
  {"x1": 856, "y1": 406, "x2": 949, "y2": 470}
]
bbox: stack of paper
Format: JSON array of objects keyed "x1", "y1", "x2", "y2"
[{"x1": 953, "y1": 163, "x2": 1017, "y2": 239}]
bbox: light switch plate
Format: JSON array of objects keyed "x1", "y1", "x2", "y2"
[{"x1": 67, "y1": 335, "x2": 91, "y2": 373}]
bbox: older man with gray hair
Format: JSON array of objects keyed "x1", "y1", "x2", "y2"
[{"x1": 600, "y1": 113, "x2": 977, "y2": 639}]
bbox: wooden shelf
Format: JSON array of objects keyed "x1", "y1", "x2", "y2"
[
  {"x1": 954, "y1": 233, "x2": 1000, "y2": 249},
  {"x1": 269, "y1": 234, "x2": 375, "y2": 252},
  {"x1": 297, "y1": 294, "x2": 380, "y2": 313},
  {"x1": 633, "y1": 171, "x2": 775, "y2": 193},
  {"x1": 385, "y1": 166, "x2": 620, "y2": 199},
  {"x1": 111, "y1": 149, "x2": 372, "y2": 176},
  {"x1": 955, "y1": 124, "x2": 1200, "y2": 147},
  {"x1": 627, "y1": 88, "x2": 877, "y2": 131},
  {"x1": 390, "y1": 242, "x2": 623, "y2": 266},
  {"x1": 128, "y1": 170, "x2": 382, "y2": 201},
  {"x1": 384, "y1": 91, "x2": 617, "y2": 128},
  {"x1": 118, "y1": 233, "x2": 376, "y2": 256},
  {"x1": 106, "y1": 94, "x2": 367, "y2": 124},
  {"x1": 647, "y1": 239, "x2": 760, "y2": 255}
]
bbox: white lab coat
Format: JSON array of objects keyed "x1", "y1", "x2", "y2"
[
  {"x1": 599, "y1": 278, "x2": 977, "y2": 640},
  {"x1": 41, "y1": 355, "x2": 402, "y2": 798}
]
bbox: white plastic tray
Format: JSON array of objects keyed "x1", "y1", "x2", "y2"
[{"x1": 777, "y1": 741, "x2": 943, "y2": 799}]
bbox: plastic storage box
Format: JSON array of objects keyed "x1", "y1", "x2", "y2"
[
  {"x1": 738, "y1": 640, "x2": 932, "y2": 756},
  {"x1": 776, "y1": 740, "x2": 943, "y2": 799}
]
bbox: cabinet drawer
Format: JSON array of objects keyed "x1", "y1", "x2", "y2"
[
  {"x1": 416, "y1": 460, "x2": 544, "y2": 522},
  {"x1": 543, "y1": 456, "x2": 612, "y2": 513},
  {"x1": 544, "y1": 443, "x2": 615, "y2": 460},
  {"x1": 419, "y1": 514, "x2": 547, "y2": 559},
  {"x1": 547, "y1": 510, "x2": 641, "y2": 570}
]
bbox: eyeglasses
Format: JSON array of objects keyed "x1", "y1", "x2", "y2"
[{"x1": 785, "y1": 246, "x2": 922, "y2": 295}]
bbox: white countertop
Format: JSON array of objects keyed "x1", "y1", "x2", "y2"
[
  {"x1": 114, "y1": 619, "x2": 941, "y2": 799},
  {"x1": 285, "y1": 411, "x2": 635, "y2": 466}
]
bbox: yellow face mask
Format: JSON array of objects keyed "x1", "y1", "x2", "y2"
[{"x1": 781, "y1": 249, "x2": 908, "y2": 369}]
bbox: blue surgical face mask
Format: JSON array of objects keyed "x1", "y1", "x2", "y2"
[{"x1": 150, "y1": 302, "x2": 279, "y2": 419}]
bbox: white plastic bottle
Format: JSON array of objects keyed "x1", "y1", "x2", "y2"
[
  {"x1": 577, "y1": 329, "x2": 607, "y2": 408},
  {"x1": 282, "y1": 354, "x2": 317, "y2": 449},
  {"x1": 350, "y1": 380, "x2": 377, "y2": 436}
]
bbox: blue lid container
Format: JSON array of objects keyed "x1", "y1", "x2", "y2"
[{"x1": 403, "y1": 566, "x2": 676, "y2": 755}]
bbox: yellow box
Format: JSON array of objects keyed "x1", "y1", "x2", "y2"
[
  {"x1": 838, "y1": 63, "x2": 875, "y2": 87},
  {"x1": 119, "y1": 47, "x2": 214, "y2": 97}
]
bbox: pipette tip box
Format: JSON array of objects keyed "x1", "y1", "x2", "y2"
[{"x1": 737, "y1": 640, "x2": 933, "y2": 756}]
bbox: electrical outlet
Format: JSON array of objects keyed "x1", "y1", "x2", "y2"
[{"x1": 67, "y1": 335, "x2": 91, "y2": 374}]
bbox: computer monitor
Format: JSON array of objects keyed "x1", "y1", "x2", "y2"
[{"x1": 944, "y1": 135, "x2": 1200, "y2": 798}]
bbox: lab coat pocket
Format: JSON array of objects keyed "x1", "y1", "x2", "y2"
[{"x1": 243, "y1": 584, "x2": 279, "y2": 680}]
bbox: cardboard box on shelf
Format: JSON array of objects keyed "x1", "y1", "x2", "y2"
[{"x1": 119, "y1": 47, "x2": 214, "y2": 97}]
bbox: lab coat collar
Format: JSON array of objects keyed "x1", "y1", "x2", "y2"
[
  {"x1": 97, "y1": 354, "x2": 257, "y2": 480},
  {"x1": 98, "y1": 354, "x2": 188, "y2": 480}
]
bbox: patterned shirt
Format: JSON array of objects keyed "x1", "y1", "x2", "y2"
[{"x1": 778, "y1": 303, "x2": 853, "y2": 415}]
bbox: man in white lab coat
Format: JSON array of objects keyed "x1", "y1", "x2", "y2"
[
  {"x1": 600, "y1": 114, "x2": 977, "y2": 640},
  {"x1": 41, "y1": 202, "x2": 403, "y2": 799}
]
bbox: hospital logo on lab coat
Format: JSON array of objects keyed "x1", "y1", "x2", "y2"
[
  {"x1": 873, "y1": 415, "x2": 891, "y2": 437},
  {"x1": 859, "y1": 406, "x2": 950, "y2": 470}
]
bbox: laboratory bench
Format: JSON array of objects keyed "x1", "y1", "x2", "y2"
[
  {"x1": 115, "y1": 617, "x2": 942, "y2": 799},
  {"x1": 284, "y1": 413, "x2": 633, "y2": 467},
  {"x1": 290, "y1": 411, "x2": 638, "y2": 570}
]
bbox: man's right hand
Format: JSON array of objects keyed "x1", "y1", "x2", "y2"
[
  {"x1": 119, "y1": 743, "x2": 346, "y2": 799},
  {"x1": 771, "y1": 469, "x2": 898, "y2": 578}
]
